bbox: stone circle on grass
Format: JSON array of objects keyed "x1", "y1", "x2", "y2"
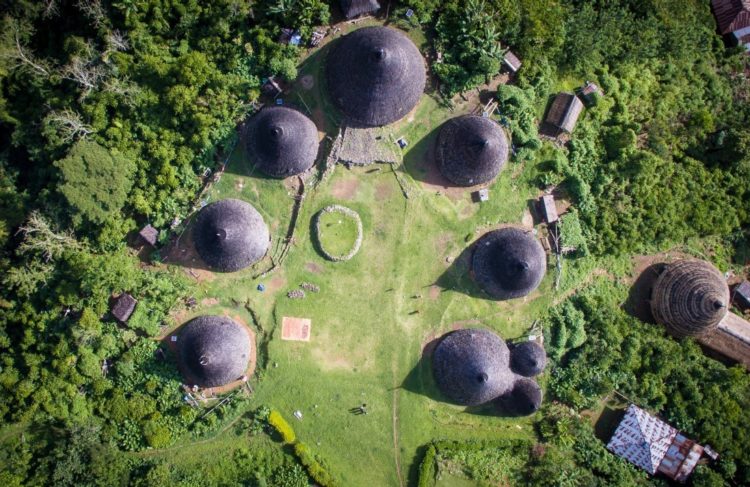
[{"x1": 313, "y1": 205, "x2": 363, "y2": 262}]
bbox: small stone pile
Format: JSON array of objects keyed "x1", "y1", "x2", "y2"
[
  {"x1": 300, "y1": 282, "x2": 320, "y2": 293},
  {"x1": 287, "y1": 289, "x2": 306, "y2": 299}
]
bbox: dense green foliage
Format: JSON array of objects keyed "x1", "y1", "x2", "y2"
[
  {"x1": 544, "y1": 283, "x2": 750, "y2": 484},
  {"x1": 1, "y1": 0, "x2": 749, "y2": 485}
]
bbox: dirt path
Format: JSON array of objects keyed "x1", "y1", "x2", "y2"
[{"x1": 389, "y1": 200, "x2": 412, "y2": 487}]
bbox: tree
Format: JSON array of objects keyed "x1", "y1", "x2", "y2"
[{"x1": 54, "y1": 140, "x2": 135, "y2": 227}]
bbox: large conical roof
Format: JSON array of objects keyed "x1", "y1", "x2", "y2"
[
  {"x1": 245, "y1": 106, "x2": 319, "y2": 178},
  {"x1": 432, "y1": 329, "x2": 513, "y2": 406},
  {"x1": 178, "y1": 315, "x2": 251, "y2": 387},
  {"x1": 192, "y1": 199, "x2": 269, "y2": 272},
  {"x1": 325, "y1": 26, "x2": 426, "y2": 127},
  {"x1": 650, "y1": 259, "x2": 729, "y2": 337},
  {"x1": 510, "y1": 341, "x2": 547, "y2": 377},
  {"x1": 495, "y1": 378, "x2": 542, "y2": 416},
  {"x1": 472, "y1": 228, "x2": 546, "y2": 300},
  {"x1": 436, "y1": 115, "x2": 509, "y2": 186}
]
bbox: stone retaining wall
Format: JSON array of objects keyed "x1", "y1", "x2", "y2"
[{"x1": 313, "y1": 205, "x2": 363, "y2": 262}]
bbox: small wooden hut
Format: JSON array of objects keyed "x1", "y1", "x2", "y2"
[
  {"x1": 540, "y1": 194, "x2": 558, "y2": 224},
  {"x1": 111, "y1": 293, "x2": 137, "y2": 323},
  {"x1": 734, "y1": 280, "x2": 750, "y2": 310},
  {"x1": 509, "y1": 341, "x2": 547, "y2": 377},
  {"x1": 340, "y1": 0, "x2": 381, "y2": 19},
  {"x1": 546, "y1": 93, "x2": 584, "y2": 134},
  {"x1": 138, "y1": 224, "x2": 159, "y2": 247},
  {"x1": 503, "y1": 51, "x2": 522, "y2": 73}
]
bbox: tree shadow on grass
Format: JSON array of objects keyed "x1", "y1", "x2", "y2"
[
  {"x1": 623, "y1": 263, "x2": 665, "y2": 324},
  {"x1": 433, "y1": 240, "x2": 495, "y2": 301},
  {"x1": 399, "y1": 336, "x2": 445, "y2": 403},
  {"x1": 401, "y1": 123, "x2": 447, "y2": 187},
  {"x1": 594, "y1": 406, "x2": 626, "y2": 442}
]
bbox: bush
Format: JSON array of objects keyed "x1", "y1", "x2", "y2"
[
  {"x1": 267, "y1": 410, "x2": 296, "y2": 444},
  {"x1": 417, "y1": 445, "x2": 437, "y2": 487},
  {"x1": 293, "y1": 442, "x2": 338, "y2": 487}
]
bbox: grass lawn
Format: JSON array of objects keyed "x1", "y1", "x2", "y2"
[{"x1": 158, "y1": 21, "x2": 607, "y2": 487}]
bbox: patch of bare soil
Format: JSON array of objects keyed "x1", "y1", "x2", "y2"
[
  {"x1": 331, "y1": 176, "x2": 360, "y2": 200},
  {"x1": 268, "y1": 274, "x2": 286, "y2": 292},
  {"x1": 311, "y1": 108, "x2": 327, "y2": 132},
  {"x1": 450, "y1": 73, "x2": 509, "y2": 112},
  {"x1": 375, "y1": 180, "x2": 394, "y2": 201},
  {"x1": 160, "y1": 229, "x2": 216, "y2": 282},
  {"x1": 521, "y1": 208, "x2": 534, "y2": 228},
  {"x1": 305, "y1": 262, "x2": 324, "y2": 274},
  {"x1": 428, "y1": 285, "x2": 441, "y2": 300},
  {"x1": 201, "y1": 298, "x2": 219, "y2": 306}
]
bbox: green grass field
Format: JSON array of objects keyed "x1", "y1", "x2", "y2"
[{"x1": 158, "y1": 23, "x2": 600, "y2": 487}]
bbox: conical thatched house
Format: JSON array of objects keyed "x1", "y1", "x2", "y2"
[
  {"x1": 472, "y1": 228, "x2": 546, "y2": 300},
  {"x1": 192, "y1": 199, "x2": 269, "y2": 272},
  {"x1": 245, "y1": 106, "x2": 319, "y2": 178},
  {"x1": 650, "y1": 260, "x2": 730, "y2": 337},
  {"x1": 432, "y1": 329, "x2": 514, "y2": 406},
  {"x1": 326, "y1": 26, "x2": 426, "y2": 127},
  {"x1": 495, "y1": 378, "x2": 542, "y2": 416},
  {"x1": 178, "y1": 315, "x2": 251, "y2": 387},
  {"x1": 436, "y1": 115, "x2": 509, "y2": 187},
  {"x1": 510, "y1": 341, "x2": 547, "y2": 377}
]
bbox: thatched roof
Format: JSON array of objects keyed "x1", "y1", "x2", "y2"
[
  {"x1": 111, "y1": 293, "x2": 136, "y2": 323},
  {"x1": 340, "y1": 0, "x2": 381, "y2": 19},
  {"x1": 472, "y1": 228, "x2": 547, "y2": 300},
  {"x1": 435, "y1": 115, "x2": 509, "y2": 187},
  {"x1": 510, "y1": 341, "x2": 547, "y2": 377},
  {"x1": 326, "y1": 26, "x2": 426, "y2": 127},
  {"x1": 546, "y1": 93, "x2": 584, "y2": 133},
  {"x1": 432, "y1": 329, "x2": 513, "y2": 406},
  {"x1": 245, "y1": 106, "x2": 319, "y2": 178},
  {"x1": 178, "y1": 315, "x2": 251, "y2": 388},
  {"x1": 495, "y1": 378, "x2": 542, "y2": 416},
  {"x1": 192, "y1": 199, "x2": 269, "y2": 272},
  {"x1": 651, "y1": 260, "x2": 730, "y2": 337}
]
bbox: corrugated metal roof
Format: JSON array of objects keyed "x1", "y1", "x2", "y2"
[
  {"x1": 607, "y1": 405, "x2": 677, "y2": 474},
  {"x1": 712, "y1": 0, "x2": 750, "y2": 35}
]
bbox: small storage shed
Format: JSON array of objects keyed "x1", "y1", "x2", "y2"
[
  {"x1": 340, "y1": 0, "x2": 381, "y2": 19},
  {"x1": 138, "y1": 224, "x2": 159, "y2": 247},
  {"x1": 546, "y1": 93, "x2": 584, "y2": 134},
  {"x1": 540, "y1": 194, "x2": 558, "y2": 224},
  {"x1": 734, "y1": 280, "x2": 750, "y2": 309},
  {"x1": 111, "y1": 293, "x2": 137, "y2": 323},
  {"x1": 503, "y1": 51, "x2": 522, "y2": 73}
]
